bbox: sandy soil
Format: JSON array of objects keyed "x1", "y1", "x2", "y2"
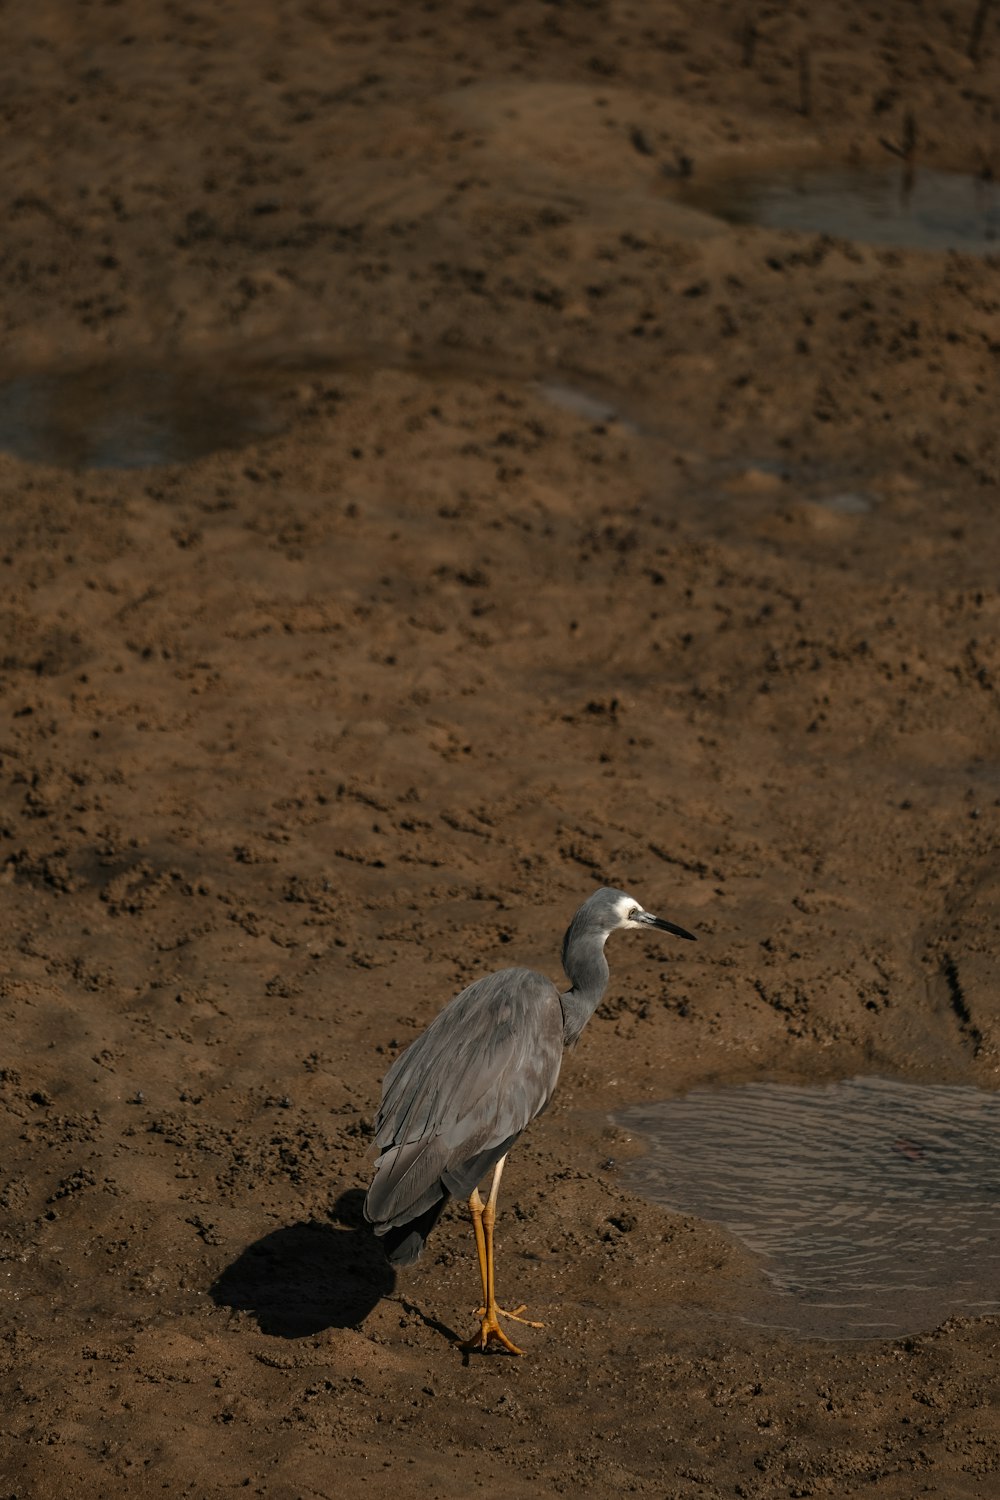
[{"x1": 3, "y1": 2, "x2": 1000, "y2": 1496}]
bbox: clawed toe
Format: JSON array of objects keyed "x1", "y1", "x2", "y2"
[
  {"x1": 500, "y1": 1303, "x2": 544, "y2": 1329},
  {"x1": 462, "y1": 1312, "x2": 526, "y2": 1356},
  {"x1": 463, "y1": 1301, "x2": 544, "y2": 1355}
]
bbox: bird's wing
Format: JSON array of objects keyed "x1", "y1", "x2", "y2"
[{"x1": 365, "y1": 968, "x2": 564, "y2": 1231}]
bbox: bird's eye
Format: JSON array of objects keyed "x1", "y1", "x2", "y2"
[{"x1": 629, "y1": 908, "x2": 641, "y2": 920}]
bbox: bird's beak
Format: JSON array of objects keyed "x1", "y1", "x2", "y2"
[{"x1": 638, "y1": 910, "x2": 697, "y2": 941}]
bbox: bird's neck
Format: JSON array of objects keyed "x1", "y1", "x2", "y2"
[{"x1": 559, "y1": 932, "x2": 610, "y2": 1046}]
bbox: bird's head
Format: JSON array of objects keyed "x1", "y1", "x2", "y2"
[{"x1": 561, "y1": 886, "x2": 696, "y2": 968}]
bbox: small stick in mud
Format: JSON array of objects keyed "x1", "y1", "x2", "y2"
[
  {"x1": 741, "y1": 12, "x2": 758, "y2": 68},
  {"x1": 968, "y1": 0, "x2": 993, "y2": 62},
  {"x1": 879, "y1": 109, "x2": 918, "y2": 164},
  {"x1": 797, "y1": 45, "x2": 812, "y2": 117}
]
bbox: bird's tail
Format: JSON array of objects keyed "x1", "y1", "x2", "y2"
[
  {"x1": 379, "y1": 1198, "x2": 449, "y2": 1266},
  {"x1": 364, "y1": 1134, "x2": 518, "y2": 1265},
  {"x1": 365, "y1": 1141, "x2": 450, "y2": 1264}
]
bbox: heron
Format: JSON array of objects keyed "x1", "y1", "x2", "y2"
[{"x1": 364, "y1": 887, "x2": 696, "y2": 1354}]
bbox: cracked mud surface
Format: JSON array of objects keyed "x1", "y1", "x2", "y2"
[{"x1": 3, "y1": 3, "x2": 1000, "y2": 1496}]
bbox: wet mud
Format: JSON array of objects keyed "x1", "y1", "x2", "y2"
[{"x1": 3, "y1": 3, "x2": 1000, "y2": 1497}]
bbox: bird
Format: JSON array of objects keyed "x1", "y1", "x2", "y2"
[{"x1": 364, "y1": 887, "x2": 696, "y2": 1354}]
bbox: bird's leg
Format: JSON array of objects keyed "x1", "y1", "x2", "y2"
[
  {"x1": 484, "y1": 1157, "x2": 543, "y2": 1330},
  {"x1": 468, "y1": 1185, "x2": 489, "y2": 1311},
  {"x1": 461, "y1": 1156, "x2": 543, "y2": 1355},
  {"x1": 462, "y1": 1183, "x2": 522, "y2": 1354}
]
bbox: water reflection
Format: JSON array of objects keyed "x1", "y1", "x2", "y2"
[{"x1": 617, "y1": 1076, "x2": 1000, "y2": 1339}]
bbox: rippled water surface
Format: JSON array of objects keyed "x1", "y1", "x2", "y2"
[
  {"x1": 617, "y1": 1077, "x2": 1000, "y2": 1339},
  {"x1": 676, "y1": 165, "x2": 1000, "y2": 253}
]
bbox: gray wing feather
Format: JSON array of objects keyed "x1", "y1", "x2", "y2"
[{"x1": 365, "y1": 967, "x2": 564, "y2": 1237}]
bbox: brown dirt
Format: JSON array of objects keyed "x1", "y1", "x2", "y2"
[{"x1": 3, "y1": 3, "x2": 1000, "y2": 1496}]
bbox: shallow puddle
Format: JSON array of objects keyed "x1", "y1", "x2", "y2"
[
  {"x1": 534, "y1": 380, "x2": 621, "y2": 425},
  {"x1": 0, "y1": 350, "x2": 643, "y2": 471},
  {"x1": 616, "y1": 1076, "x2": 1000, "y2": 1339},
  {"x1": 676, "y1": 165, "x2": 1000, "y2": 253},
  {"x1": 0, "y1": 363, "x2": 288, "y2": 469}
]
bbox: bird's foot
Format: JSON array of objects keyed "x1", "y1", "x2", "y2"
[
  {"x1": 478, "y1": 1302, "x2": 545, "y2": 1329},
  {"x1": 462, "y1": 1303, "x2": 544, "y2": 1356}
]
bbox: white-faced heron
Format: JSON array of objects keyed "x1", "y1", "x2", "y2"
[{"x1": 364, "y1": 886, "x2": 696, "y2": 1353}]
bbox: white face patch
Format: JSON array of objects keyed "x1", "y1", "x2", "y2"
[{"x1": 614, "y1": 893, "x2": 645, "y2": 928}]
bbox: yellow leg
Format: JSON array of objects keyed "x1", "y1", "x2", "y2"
[
  {"x1": 469, "y1": 1185, "x2": 489, "y2": 1308},
  {"x1": 461, "y1": 1156, "x2": 544, "y2": 1355}
]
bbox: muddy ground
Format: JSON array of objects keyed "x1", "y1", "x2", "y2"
[{"x1": 3, "y1": 2, "x2": 1000, "y2": 1496}]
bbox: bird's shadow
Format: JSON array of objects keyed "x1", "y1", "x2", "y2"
[{"x1": 210, "y1": 1189, "x2": 395, "y2": 1338}]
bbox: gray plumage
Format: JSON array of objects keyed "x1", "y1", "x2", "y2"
[{"x1": 365, "y1": 887, "x2": 695, "y2": 1266}]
